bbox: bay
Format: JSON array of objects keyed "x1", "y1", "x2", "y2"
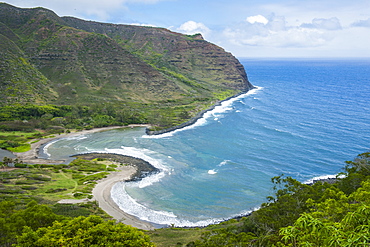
[{"x1": 43, "y1": 59, "x2": 370, "y2": 227}]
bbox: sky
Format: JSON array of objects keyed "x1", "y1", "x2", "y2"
[{"x1": 3, "y1": 0, "x2": 370, "y2": 58}]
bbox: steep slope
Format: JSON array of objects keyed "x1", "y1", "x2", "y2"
[
  {"x1": 0, "y1": 3, "x2": 252, "y2": 116},
  {"x1": 0, "y1": 3, "x2": 191, "y2": 105},
  {"x1": 0, "y1": 33, "x2": 56, "y2": 104},
  {"x1": 62, "y1": 17, "x2": 252, "y2": 92}
]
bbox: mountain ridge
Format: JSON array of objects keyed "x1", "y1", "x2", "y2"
[{"x1": 0, "y1": 2, "x2": 253, "y2": 128}]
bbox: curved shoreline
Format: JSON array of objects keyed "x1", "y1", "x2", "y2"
[
  {"x1": 12, "y1": 91, "x2": 257, "y2": 230},
  {"x1": 91, "y1": 164, "x2": 156, "y2": 230},
  {"x1": 73, "y1": 153, "x2": 160, "y2": 182},
  {"x1": 14, "y1": 125, "x2": 149, "y2": 164},
  {"x1": 12, "y1": 125, "x2": 158, "y2": 230},
  {"x1": 146, "y1": 88, "x2": 255, "y2": 135}
]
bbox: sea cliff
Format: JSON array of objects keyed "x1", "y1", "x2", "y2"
[{"x1": 0, "y1": 3, "x2": 252, "y2": 107}]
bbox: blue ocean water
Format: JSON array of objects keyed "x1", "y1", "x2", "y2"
[{"x1": 43, "y1": 59, "x2": 370, "y2": 227}]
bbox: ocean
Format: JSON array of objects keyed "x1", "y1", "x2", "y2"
[{"x1": 42, "y1": 59, "x2": 370, "y2": 227}]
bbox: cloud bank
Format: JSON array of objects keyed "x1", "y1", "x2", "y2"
[
  {"x1": 4, "y1": 0, "x2": 165, "y2": 20},
  {"x1": 176, "y1": 21, "x2": 211, "y2": 38},
  {"x1": 351, "y1": 18, "x2": 370, "y2": 28},
  {"x1": 246, "y1": 15, "x2": 269, "y2": 25},
  {"x1": 4, "y1": 0, "x2": 370, "y2": 57},
  {"x1": 172, "y1": 11, "x2": 370, "y2": 57},
  {"x1": 222, "y1": 15, "x2": 343, "y2": 48}
]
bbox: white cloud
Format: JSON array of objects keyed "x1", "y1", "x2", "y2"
[
  {"x1": 351, "y1": 18, "x2": 370, "y2": 28},
  {"x1": 177, "y1": 21, "x2": 211, "y2": 38},
  {"x1": 246, "y1": 15, "x2": 269, "y2": 25},
  {"x1": 128, "y1": 22, "x2": 157, "y2": 27},
  {"x1": 301, "y1": 17, "x2": 342, "y2": 30},
  {"x1": 4, "y1": 0, "x2": 165, "y2": 21},
  {"x1": 243, "y1": 29, "x2": 326, "y2": 47},
  {"x1": 218, "y1": 11, "x2": 370, "y2": 57},
  {"x1": 5, "y1": 0, "x2": 370, "y2": 57},
  {"x1": 223, "y1": 15, "x2": 342, "y2": 49}
]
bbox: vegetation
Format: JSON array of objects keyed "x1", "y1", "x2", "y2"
[
  {"x1": 180, "y1": 152, "x2": 370, "y2": 246},
  {"x1": 16, "y1": 215, "x2": 154, "y2": 247},
  {"x1": 0, "y1": 100, "x2": 224, "y2": 137},
  {"x1": 0, "y1": 201, "x2": 154, "y2": 247},
  {"x1": 1, "y1": 151, "x2": 370, "y2": 246},
  {"x1": 0, "y1": 157, "x2": 153, "y2": 246},
  {"x1": 1, "y1": 3, "x2": 369, "y2": 247},
  {"x1": 0, "y1": 3, "x2": 252, "y2": 132},
  {"x1": 0, "y1": 157, "x2": 121, "y2": 204}
]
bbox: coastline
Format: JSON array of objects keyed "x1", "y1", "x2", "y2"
[
  {"x1": 76, "y1": 153, "x2": 158, "y2": 230},
  {"x1": 12, "y1": 125, "x2": 157, "y2": 230},
  {"x1": 146, "y1": 88, "x2": 255, "y2": 135},
  {"x1": 11, "y1": 90, "x2": 256, "y2": 230},
  {"x1": 91, "y1": 164, "x2": 156, "y2": 230},
  {"x1": 14, "y1": 125, "x2": 149, "y2": 164},
  {"x1": 73, "y1": 153, "x2": 160, "y2": 182}
]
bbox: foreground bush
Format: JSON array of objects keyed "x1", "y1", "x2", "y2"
[{"x1": 16, "y1": 215, "x2": 155, "y2": 247}]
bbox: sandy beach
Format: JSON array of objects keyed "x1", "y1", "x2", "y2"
[
  {"x1": 13, "y1": 125, "x2": 155, "y2": 230},
  {"x1": 92, "y1": 165, "x2": 155, "y2": 230},
  {"x1": 15, "y1": 125, "x2": 148, "y2": 164}
]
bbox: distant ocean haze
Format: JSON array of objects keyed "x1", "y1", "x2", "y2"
[{"x1": 43, "y1": 59, "x2": 370, "y2": 227}]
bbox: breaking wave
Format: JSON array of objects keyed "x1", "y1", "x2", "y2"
[{"x1": 143, "y1": 87, "x2": 262, "y2": 138}]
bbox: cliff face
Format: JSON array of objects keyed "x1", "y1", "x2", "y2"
[
  {"x1": 62, "y1": 17, "x2": 251, "y2": 91},
  {"x1": 0, "y1": 3, "x2": 252, "y2": 106}
]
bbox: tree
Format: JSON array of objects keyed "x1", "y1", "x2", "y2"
[
  {"x1": 2, "y1": 157, "x2": 13, "y2": 167},
  {"x1": 337, "y1": 152, "x2": 370, "y2": 195},
  {"x1": 191, "y1": 228, "x2": 256, "y2": 247},
  {"x1": 16, "y1": 215, "x2": 155, "y2": 247},
  {"x1": 279, "y1": 205, "x2": 370, "y2": 246},
  {"x1": 0, "y1": 200, "x2": 64, "y2": 247},
  {"x1": 249, "y1": 175, "x2": 322, "y2": 233}
]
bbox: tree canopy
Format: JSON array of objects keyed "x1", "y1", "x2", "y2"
[{"x1": 16, "y1": 215, "x2": 154, "y2": 247}]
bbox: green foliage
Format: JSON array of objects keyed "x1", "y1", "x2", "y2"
[
  {"x1": 279, "y1": 205, "x2": 370, "y2": 246},
  {"x1": 249, "y1": 175, "x2": 320, "y2": 234},
  {"x1": 0, "y1": 158, "x2": 117, "y2": 204},
  {"x1": 191, "y1": 229, "x2": 256, "y2": 247},
  {"x1": 70, "y1": 158, "x2": 107, "y2": 172},
  {"x1": 77, "y1": 172, "x2": 108, "y2": 185},
  {"x1": 213, "y1": 90, "x2": 237, "y2": 101},
  {"x1": 337, "y1": 152, "x2": 370, "y2": 195},
  {"x1": 0, "y1": 3, "x2": 252, "y2": 134},
  {"x1": 0, "y1": 200, "x2": 65, "y2": 246},
  {"x1": 7, "y1": 143, "x2": 31, "y2": 152},
  {"x1": 0, "y1": 200, "x2": 153, "y2": 247},
  {"x1": 156, "y1": 66, "x2": 204, "y2": 89},
  {"x1": 51, "y1": 201, "x2": 107, "y2": 218},
  {"x1": 186, "y1": 152, "x2": 370, "y2": 246},
  {"x1": 16, "y1": 215, "x2": 155, "y2": 247}
]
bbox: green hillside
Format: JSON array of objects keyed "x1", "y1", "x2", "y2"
[
  {"x1": 0, "y1": 3, "x2": 252, "y2": 117},
  {"x1": 1, "y1": 151, "x2": 369, "y2": 246}
]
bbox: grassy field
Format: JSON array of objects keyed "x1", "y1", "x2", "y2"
[
  {"x1": 0, "y1": 155, "x2": 250, "y2": 246},
  {"x1": 35, "y1": 171, "x2": 77, "y2": 201},
  {"x1": 146, "y1": 219, "x2": 246, "y2": 246},
  {"x1": 148, "y1": 228, "x2": 205, "y2": 247},
  {"x1": 0, "y1": 158, "x2": 121, "y2": 203},
  {"x1": 0, "y1": 130, "x2": 49, "y2": 153}
]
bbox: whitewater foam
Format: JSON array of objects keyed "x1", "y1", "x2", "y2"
[
  {"x1": 112, "y1": 181, "x2": 256, "y2": 227},
  {"x1": 43, "y1": 135, "x2": 89, "y2": 157},
  {"x1": 43, "y1": 139, "x2": 59, "y2": 157},
  {"x1": 208, "y1": 169, "x2": 217, "y2": 175},
  {"x1": 218, "y1": 160, "x2": 230, "y2": 167},
  {"x1": 143, "y1": 87, "x2": 262, "y2": 139},
  {"x1": 304, "y1": 174, "x2": 346, "y2": 184},
  {"x1": 104, "y1": 147, "x2": 170, "y2": 188},
  {"x1": 41, "y1": 60, "x2": 370, "y2": 229}
]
